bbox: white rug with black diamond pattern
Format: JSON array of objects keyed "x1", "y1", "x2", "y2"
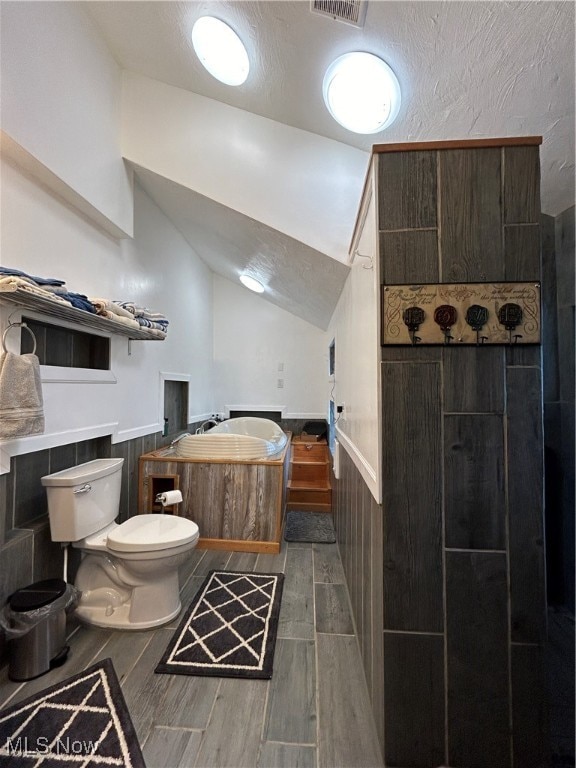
[
  {"x1": 0, "y1": 658, "x2": 145, "y2": 767},
  {"x1": 155, "y1": 570, "x2": 284, "y2": 679}
]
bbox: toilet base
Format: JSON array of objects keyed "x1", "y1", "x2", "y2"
[
  {"x1": 72, "y1": 546, "x2": 194, "y2": 630},
  {"x1": 75, "y1": 600, "x2": 182, "y2": 630}
]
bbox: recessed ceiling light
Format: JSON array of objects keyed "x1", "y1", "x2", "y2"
[
  {"x1": 240, "y1": 274, "x2": 265, "y2": 293},
  {"x1": 323, "y1": 52, "x2": 401, "y2": 134},
  {"x1": 192, "y1": 16, "x2": 249, "y2": 86}
]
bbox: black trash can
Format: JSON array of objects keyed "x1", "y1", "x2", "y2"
[
  {"x1": 5, "y1": 578, "x2": 70, "y2": 681},
  {"x1": 301, "y1": 420, "x2": 328, "y2": 441}
]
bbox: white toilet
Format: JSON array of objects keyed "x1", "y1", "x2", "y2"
[{"x1": 41, "y1": 458, "x2": 199, "y2": 630}]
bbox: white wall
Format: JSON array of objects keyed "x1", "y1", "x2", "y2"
[
  {"x1": 213, "y1": 275, "x2": 327, "y2": 419},
  {"x1": 0, "y1": 0, "x2": 342, "y2": 471},
  {"x1": 0, "y1": 0, "x2": 215, "y2": 473},
  {"x1": 0, "y1": 2, "x2": 133, "y2": 235},
  {"x1": 113, "y1": 182, "x2": 215, "y2": 435},
  {"x1": 0, "y1": 158, "x2": 214, "y2": 470},
  {"x1": 327, "y1": 171, "x2": 381, "y2": 502},
  {"x1": 121, "y1": 71, "x2": 367, "y2": 262}
]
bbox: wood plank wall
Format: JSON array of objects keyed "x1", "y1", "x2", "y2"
[
  {"x1": 334, "y1": 141, "x2": 548, "y2": 768},
  {"x1": 139, "y1": 455, "x2": 286, "y2": 545}
]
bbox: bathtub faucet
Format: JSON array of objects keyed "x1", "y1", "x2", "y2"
[
  {"x1": 170, "y1": 432, "x2": 191, "y2": 447},
  {"x1": 196, "y1": 419, "x2": 219, "y2": 434}
]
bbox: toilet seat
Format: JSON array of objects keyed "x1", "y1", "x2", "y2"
[{"x1": 107, "y1": 514, "x2": 199, "y2": 553}]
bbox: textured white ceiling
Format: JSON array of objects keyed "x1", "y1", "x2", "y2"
[
  {"x1": 133, "y1": 164, "x2": 350, "y2": 329},
  {"x1": 85, "y1": 0, "x2": 575, "y2": 323}
]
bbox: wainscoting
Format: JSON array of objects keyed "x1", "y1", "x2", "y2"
[
  {"x1": 332, "y1": 450, "x2": 384, "y2": 751},
  {"x1": 0, "y1": 432, "x2": 156, "y2": 667},
  {"x1": 0, "y1": 418, "x2": 308, "y2": 668}
]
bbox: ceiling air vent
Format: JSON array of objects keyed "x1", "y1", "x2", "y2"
[{"x1": 311, "y1": 0, "x2": 367, "y2": 28}]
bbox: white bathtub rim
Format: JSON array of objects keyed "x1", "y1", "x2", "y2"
[
  {"x1": 175, "y1": 418, "x2": 288, "y2": 460},
  {"x1": 208, "y1": 417, "x2": 286, "y2": 441}
]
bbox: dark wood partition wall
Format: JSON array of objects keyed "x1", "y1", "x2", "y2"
[{"x1": 334, "y1": 138, "x2": 548, "y2": 768}]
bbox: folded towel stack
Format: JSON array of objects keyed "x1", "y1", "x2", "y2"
[
  {"x1": 114, "y1": 301, "x2": 169, "y2": 335},
  {"x1": 0, "y1": 266, "x2": 66, "y2": 288},
  {"x1": 0, "y1": 267, "x2": 100, "y2": 313},
  {"x1": 0, "y1": 275, "x2": 71, "y2": 306},
  {"x1": 88, "y1": 298, "x2": 142, "y2": 330},
  {"x1": 1, "y1": 267, "x2": 169, "y2": 339},
  {"x1": 58, "y1": 292, "x2": 97, "y2": 313},
  {"x1": 90, "y1": 299, "x2": 135, "y2": 320}
]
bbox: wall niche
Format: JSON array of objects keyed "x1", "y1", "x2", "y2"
[{"x1": 163, "y1": 379, "x2": 188, "y2": 437}]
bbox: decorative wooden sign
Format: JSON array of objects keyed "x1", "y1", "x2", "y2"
[{"x1": 382, "y1": 282, "x2": 540, "y2": 345}]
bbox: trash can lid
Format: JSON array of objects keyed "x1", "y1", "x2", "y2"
[
  {"x1": 302, "y1": 420, "x2": 328, "y2": 436},
  {"x1": 9, "y1": 578, "x2": 67, "y2": 612}
]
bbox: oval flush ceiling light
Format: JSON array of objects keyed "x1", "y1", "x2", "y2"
[
  {"x1": 240, "y1": 274, "x2": 265, "y2": 293},
  {"x1": 192, "y1": 16, "x2": 249, "y2": 86},
  {"x1": 323, "y1": 52, "x2": 401, "y2": 134}
]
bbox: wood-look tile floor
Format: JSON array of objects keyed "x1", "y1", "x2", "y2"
[{"x1": 0, "y1": 541, "x2": 384, "y2": 768}]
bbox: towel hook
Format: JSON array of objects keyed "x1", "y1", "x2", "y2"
[
  {"x1": 353, "y1": 249, "x2": 374, "y2": 270},
  {"x1": 2, "y1": 321, "x2": 37, "y2": 355}
]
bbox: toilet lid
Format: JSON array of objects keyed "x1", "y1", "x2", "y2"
[{"x1": 107, "y1": 515, "x2": 199, "y2": 553}]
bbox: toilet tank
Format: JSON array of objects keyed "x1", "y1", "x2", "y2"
[{"x1": 41, "y1": 458, "x2": 124, "y2": 542}]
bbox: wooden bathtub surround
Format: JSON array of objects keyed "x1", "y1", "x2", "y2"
[
  {"x1": 286, "y1": 436, "x2": 332, "y2": 512},
  {"x1": 138, "y1": 437, "x2": 291, "y2": 554}
]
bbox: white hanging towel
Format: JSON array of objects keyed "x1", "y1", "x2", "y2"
[{"x1": 0, "y1": 350, "x2": 44, "y2": 439}]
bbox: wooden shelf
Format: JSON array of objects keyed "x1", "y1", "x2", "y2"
[{"x1": 0, "y1": 287, "x2": 165, "y2": 341}]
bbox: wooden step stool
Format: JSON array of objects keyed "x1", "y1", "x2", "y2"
[{"x1": 286, "y1": 436, "x2": 332, "y2": 512}]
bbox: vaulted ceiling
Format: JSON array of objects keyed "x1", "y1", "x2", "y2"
[{"x1": 85, "y1": 1, "x2": 575, "y2": 327}]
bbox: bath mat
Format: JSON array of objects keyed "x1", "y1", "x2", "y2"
[
  {"x1": 0, "y1": 658, "x2": 145, "y2": 767},
  {"x1": 284, "y1": 510, "x2": 336, "y2": 543},
  {"x1": 155, "y1": 570, "x2": 284, "y2": 679}
]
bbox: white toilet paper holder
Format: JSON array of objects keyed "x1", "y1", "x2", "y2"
[{"x1": 155, "y1": 490, "x2": 183, "y2": 507}]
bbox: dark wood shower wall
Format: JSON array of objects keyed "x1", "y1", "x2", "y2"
[{"x1": 334, "y1": 137, "x2": 548, "y2": 768}]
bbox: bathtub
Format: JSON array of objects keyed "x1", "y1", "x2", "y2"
[
  {"x1": 139, "y1": 426, "x2": 291, "y2": 553},
  {"x1": 175, "y1": 417, "x2": 288, "y2": 460}
]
